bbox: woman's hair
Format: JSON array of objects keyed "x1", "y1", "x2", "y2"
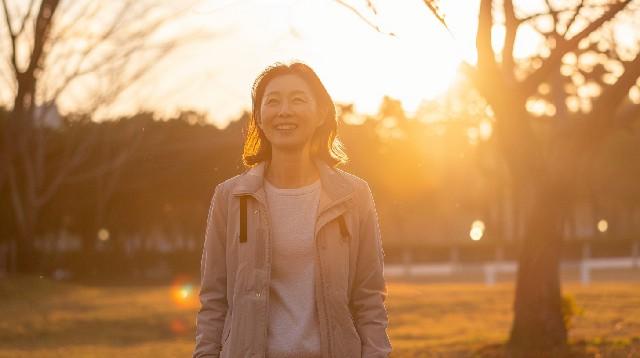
[{"x1": 242, "y1": 61, "x2": 348, "y2": 167}]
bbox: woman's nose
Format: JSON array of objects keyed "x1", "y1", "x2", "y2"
[{"x1": 278, "y1": 102, "x2": 292, "y2": 117}]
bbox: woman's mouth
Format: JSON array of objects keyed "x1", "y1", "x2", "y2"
[{"x1": 275, "y1": 123, "x2": 297, "y2": 130}]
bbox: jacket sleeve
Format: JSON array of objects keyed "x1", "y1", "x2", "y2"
[
  {"x1": 350, "y1": 183, "x2": 392, "y2": 357},
  {"x1": 193, "y1": 184, "x2": 228, "y2": 358}
]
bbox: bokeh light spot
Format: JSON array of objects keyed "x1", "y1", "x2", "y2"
[
  {"x1": 470, "y1": 220, "x2": 485, "y2": 241},
  {"x1": 97, "y1": 228, "x2": 110, "y2": 242},
  {"x1": 597, "y1": 219, "x2": 608, "y2": 233}
]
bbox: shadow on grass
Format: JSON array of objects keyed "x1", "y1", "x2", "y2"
[
  {"x1": 474, "y1": 338, "x2": 640, "y2": 358},
  {"x1": 0, "y1": 315, "x2": 193, "y2": 349}
]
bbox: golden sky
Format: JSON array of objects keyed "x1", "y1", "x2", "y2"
[
  {"x1": 1, "y1": 0, "x2": 553, "y2": 126},
  {"x1": 117, "y1": 0, "x2": 484, "y2": 127}
]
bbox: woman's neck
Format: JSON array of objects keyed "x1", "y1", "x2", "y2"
[{"x1": 266, "y1": 149, "x2": 319, "y2": 189}]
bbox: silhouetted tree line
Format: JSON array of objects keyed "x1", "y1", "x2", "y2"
[{"x1": 1, "y1": 87, "x2": 638, "y2": 278}]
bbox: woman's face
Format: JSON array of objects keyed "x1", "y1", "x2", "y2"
[{"x1": 258, "y1": 74, "x2": 324, "y2": 153}]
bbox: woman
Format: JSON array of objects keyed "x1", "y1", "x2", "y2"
[{"x1": 193, "y1": 62, "x2": 391, "y2": 358}]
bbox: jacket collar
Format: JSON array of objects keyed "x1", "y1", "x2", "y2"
[{"x1": 231, "y1": 160, "x2": 353, "y2": 213}]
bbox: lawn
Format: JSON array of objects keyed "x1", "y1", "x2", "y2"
[{"x1": 0, "y1": 275, "x2": 639, "y2": 357}]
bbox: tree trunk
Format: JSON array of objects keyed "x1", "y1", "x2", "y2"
[
  {"x1": 488, "y1": 98, "x2": 570, "y2": 351},
  {"x1": 8, "y1": 159, "x2": 41, "y2": 273},
  {"x1": 508, "y1": 181, "x2": 568, "y2": 353}
]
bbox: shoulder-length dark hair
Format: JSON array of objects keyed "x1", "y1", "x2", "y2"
[{"x1": 242, "y1": 61, "x2": 348, "y2": 167}]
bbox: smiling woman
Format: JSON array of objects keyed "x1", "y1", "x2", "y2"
[
  {"x1": 243, "y1": 62, "x2": 346, "y2": 167},
  {"x1": 259, "y1": 75, "x2": 322, "y2": 151},
  {"x1": 193, "y1": 61, "x2": 391, "y2": 358}
]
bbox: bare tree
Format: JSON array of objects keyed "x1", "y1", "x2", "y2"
[
  {"x1": 341, "y1": 0, "x2": 640, "y2": 352},
  {"x1": 0, "y1": 0, "x2": 204, "y2": 272}
]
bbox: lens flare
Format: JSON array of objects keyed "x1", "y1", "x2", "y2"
[
  {"x1": 170, "y1": 275, "x2": 198, "y2": 308},
  {"x1": 169, "y1": 317, "x2": 189, "y2": 335}
]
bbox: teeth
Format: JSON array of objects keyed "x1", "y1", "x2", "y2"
[{"x1": 275, "y1": 124, "x2": 297, "y2": 130}]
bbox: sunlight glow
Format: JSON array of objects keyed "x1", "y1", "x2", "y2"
[{"x1": 478, "y1": 120, "x2": 493, "y2": 140}]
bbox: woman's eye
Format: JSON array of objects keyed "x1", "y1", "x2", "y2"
[
  {"x1": 266, "y1": 98, "x2": 279, "y2": 105},
  {"x1": 292, "y1": 97, "x2": 307, "y2": 103}
]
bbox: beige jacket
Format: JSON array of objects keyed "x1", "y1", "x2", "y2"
[{"x1": 193, "y1": 161, "x2": 391, "y2": 358}]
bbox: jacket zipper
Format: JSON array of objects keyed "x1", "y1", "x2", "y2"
[
  {"x1": 259, "y1": 199, "x2": 271, "y2": 357},
  {"x1": 314, "y1": 202, "x2": 351, "y2": 358}
]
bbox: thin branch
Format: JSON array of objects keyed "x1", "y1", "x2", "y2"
[
  {"x1": 543, "y1": 0, "x2": 559, "y2": 35},
  {"x1": 41, "y1": 2, "x2": 141, "y2": 100},
  {"x1": 517, "y1": 3, "x2": 606, "y2": 24},
  {"x1": 422, "y1": 0, "x2": 449, "y2": 33},
  {"x1": 46, "y1": 0, "x2": 98, "y2": 44},
  {"x1": 64, "y1": 125, "x2": 143, "y2": 183},
  {"x1": 562, "y1": 0, "x2": 585, "y2": 37},
  {"x1": 42, "y1": 2, "x2": 198, "y2": 103},
  {"x1": 593, "y1": 53, "x2": 640, "y2": 122},
  {"x1": 38, "y1": 39, "x2": 183, "y2": 204},
  {"x1": 16, "y1": 0, "x2": 36, "y2": 36},
  {"x1": 334, "y1": 0, "x2": 395, "y2": 36},
  {"x1": 38, "y1": 124, "x2": 98, "y2": 206},
  {"x1": 1, "y1": 0, "x2": 19, "y2": 72},
  {"x1": 522, "y1": 0, "x2": 633, "y2": 96},
  {"x1": 82, "y1": 42, "x2": 183, "y2": 114}
]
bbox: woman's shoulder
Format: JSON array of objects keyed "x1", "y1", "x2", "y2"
[
  {"x1": 332, "y1": 167, "x2": 370, "y2": 191},
  {"x1": 330, "y1": 168, "x2": 376, "y2": 210},
  {"x1": 211, "y1": 173, "x2": 244, "y2": 197}
]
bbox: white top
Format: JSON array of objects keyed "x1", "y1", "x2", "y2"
[{"x1": 264, "y1": 179, "x2": 322, "y2": 358}]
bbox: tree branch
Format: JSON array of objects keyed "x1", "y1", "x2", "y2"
[
  {"x1": 516, "y1": 3, "x2": 605, "y2": 24},
  {"x1": 1, "y1": 0, "x2": 19, "y2": 72},
  {"x1": 334, "y1": 0, "x2": 395, "y2": 36},
  {"x1": 422, "y1": 0, "x2": 449, "y2": 33},
  {"x1": 543, "y1": 0, "x2": 559, "y2": 35},
  {"x1": 26, "y1": 0, "x2": 60, "y2": 77},
  {"x1": 38, "y1": 124, "x2": 98, "y2": 206},
  {"x1": 562, "y1": 0, "x2": 585, "y2": 37},
  {"x1": 475, "y1": 0, "x2": 501, "y2": 100},
  {"x1": 16, "y1": 0, "x2": 36, "y2": 37},
  {"x1": 502, "y1": 0, "x2": 517, "y2": 80},
  {"x1": 64, "y1": 124, "x2": 144, "y2": 184},
  {"x1": 522, "y1": 0, "x2": 633, "y2": 96},
  {"x1": 592, "y1": 52, "x2": 640, "y2": 125}
]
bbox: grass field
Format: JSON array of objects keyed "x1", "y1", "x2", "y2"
[{"x1": 0, "y1": 276, "x2": 639, "y2": 357}]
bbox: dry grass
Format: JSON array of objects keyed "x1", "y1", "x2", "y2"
[{"x1": 0, "y1": 276, "x2": 639, "y2": 357}]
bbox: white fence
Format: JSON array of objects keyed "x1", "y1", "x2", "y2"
[{"x1": 385, "y1": 242, "x2": 640, "y2": 286}]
